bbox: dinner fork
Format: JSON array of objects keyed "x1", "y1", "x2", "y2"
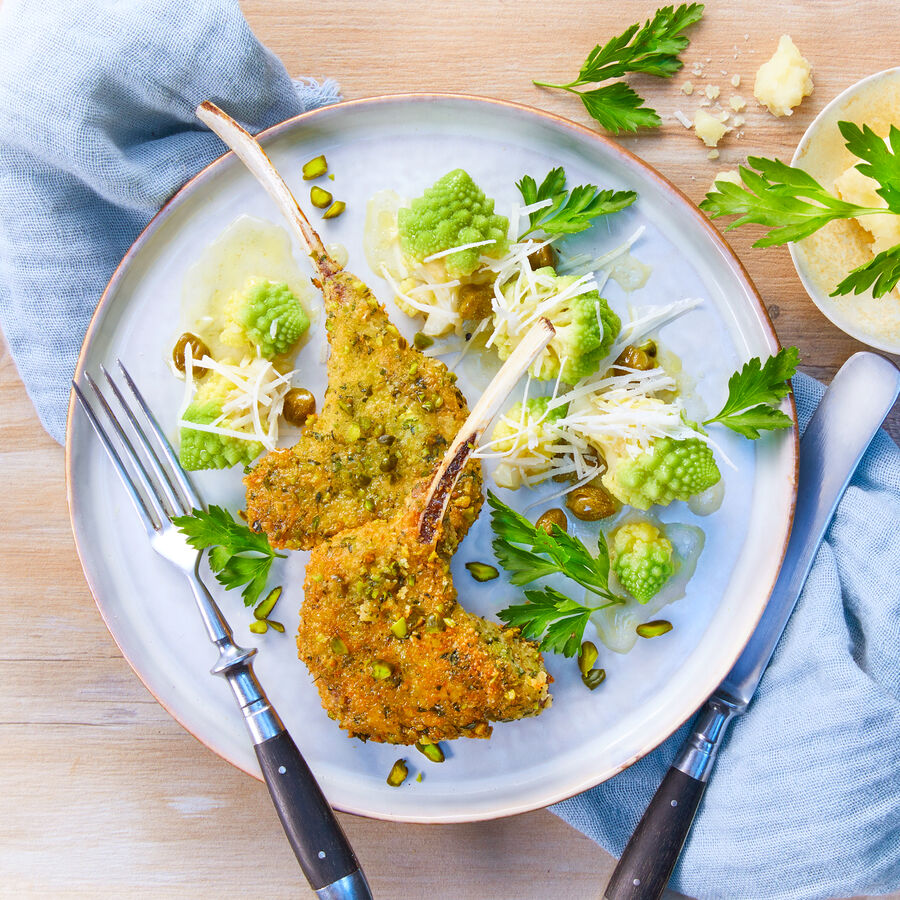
[{"x1": 72, "y1": 361, "x2": 373, "y2": 900}]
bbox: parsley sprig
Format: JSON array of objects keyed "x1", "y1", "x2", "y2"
[
  {"x1": 174, "y1": 505, "x2": 285, "y2": 607},
  {"x1": 488, "y1": 492, "x2": 623, "y2": 656},
  {"x1": 533, "y1": 4, "x2": 704, "y2": 134},
  {"x1": 701, "y1": 122, "x2": 900, "y2": 298},
  {"x1": 704, "y1": 347, "x2": 798, "y2": 438},
  {"x1": 516, "y1": 167, "x2": 636, "y2": 238}
]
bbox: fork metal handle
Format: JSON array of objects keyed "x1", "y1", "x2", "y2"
[{"x1": 192, "y1": 573, "x2": 371, "y2": 898}]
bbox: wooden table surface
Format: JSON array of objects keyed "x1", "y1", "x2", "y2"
[{"x1": 2, "y1": 2, "x2": 898, "y2": 897}]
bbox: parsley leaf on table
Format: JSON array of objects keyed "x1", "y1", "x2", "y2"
[
  {"x1": 498, "y1": 587, "x2": 615, "y2": 658},
  {"x1": 703, "y1": 347, "x2": 798, "y2": 439},
  {"x1": 516, "y1": 167, "x2": 636, "y2": 238},
  {"x1": 173, "y1": 505, "x2": 285, "y2": 607},
  {"x1": 533, "y1": 4, "x2": 704, "y2": 134}
]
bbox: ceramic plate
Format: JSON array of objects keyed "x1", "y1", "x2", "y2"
[{"x1": 67, "y1": 94, "x2": 797, "y2": 823}]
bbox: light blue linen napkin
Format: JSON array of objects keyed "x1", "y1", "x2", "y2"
[
  {"x1": 553, "y1": 373, "x2": 900, "y2": 900},
  {"x1": 1, "y1": 4, "x2": 898, "y2": 899},
  {"x1": 0, "y1": 0, "x2": 338, "y2": 443}
]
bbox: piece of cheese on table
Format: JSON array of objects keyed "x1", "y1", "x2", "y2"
[
  {"x1": 693, "y1": 109, "x2": 728, "y2": 147},
  {"x1": 833, "y1": 163, "x2": 900, "y2": 254},
  {"x1": 709, "y1": 170, "x2": 742, "y2": 194},
  {"x1": 754, "y1": 35, "x2": 813, "y2": 117}
]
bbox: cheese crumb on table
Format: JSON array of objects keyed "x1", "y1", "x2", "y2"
[
  {"x1": 693, "y1": 109, "x2": 729, "y2": 147},
  {"x1": 707, "y1": 149, "x2": 720, "y2": 160},
  {"x1": 729, "y1": 95, "x2": 747, "y2": 112},
  {"x1": 833, "y1": 161, "x2": 900, "y2": 253},
  {"x1": 705, "y1": 84, "x2": 720, "y2": 100},
  {"x1": 681, "y1": 81, "x2": 694, "y2": 95},
  {"x1": 753, "y1": 35, "x2": 813, "y2": 117},
  {"x1": 731, "y1": 74, "x2": 741, "y2": 87}
]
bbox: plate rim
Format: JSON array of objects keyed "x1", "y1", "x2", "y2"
[{"x1": 65, "y1": 91, "x2": 799, "y2": 822}]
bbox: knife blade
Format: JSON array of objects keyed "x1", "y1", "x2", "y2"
[{"x1": 605, "y1": 351, "x2": 900, "y2": 900}]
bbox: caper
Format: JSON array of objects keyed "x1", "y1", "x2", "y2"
[
  {"x1": 253, "y1": 586, "x2": 282, "y2": 620},
  {"x1": 282, "y1": 387, "x2": 316, "y2": 426},
  {"x1": 636, "y1": 620, "x2": 673, "y2": 639},
  {"x1": 386, "y1": 759, "x2": 408, "y2": 787},
  {"x1": 465, "y1": 561, "x2": 499, "y2": 582},
  {"x1": 323, "y1": 200, "x2": 346, "y2": 219},
  {"x1": 637, "y1": 339, "x2": 657, "y2": 359},
  {"x1": 566, "y1": 486, "x2": 620, "y2": 521},
  {"x1": 172, "y1": 332, "x2": 210, "y2": 375},
  {"x1": 371, "y1": 660, "x2": 393, "y2": 680},
  {"x1": 302, "y1": 154, "x2": 328, "y2": 179},
  {"x1": 582, "y1": 668, "x2": 606, "y2": 690},
  {"x1": 379, "y1": 453, "x2": 398, "y2": 473},
  {"x1": 415, "y1": 741, "x2": 445, "y2": 763},
  {"x1": 615, "y1": 345, "x2": 654, "y2": 372},
  {"x1": 535, "y1": 508, "x2": 568, "y2": 535},
  {"x1": 310, "y1": 185, "x2": 333, "y2": 209},
  {"x1": 577, "y1": 640, "x2": 599, "y2": 678},
  {"x1": 330, "y1": 636, "x2": 348, "y2": 655},
  {"x1": 527, "y1": 243, "x2": 557, "y2": 270},
  {"x1": 456, "y1": 283, "x2": 494, "y2": 320},
  {"x1": 413, "y1": 332, "x2": 434, "y2": 350},
  {"x1": 377, "y1": 434, "x2": 396, "y2": 445}
]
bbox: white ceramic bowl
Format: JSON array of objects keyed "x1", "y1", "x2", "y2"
[{"x1": 789, "y1": 68, "x2": 900, "y2": 354}]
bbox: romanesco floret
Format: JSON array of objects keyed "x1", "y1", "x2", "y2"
[
  {"x1": 491, "y1": 397, "x2": 567, "y2": 489},
  {"x1": 495, "y1": 269, "x2": 620, "y2": 384},
  {"x1": 179, "y1": 376, "x2": 263, "y2": 471},
  {"x1": 610, "y1": 521, "x2": 675, "y2": 603},
  {"x1": 222, "y1": 278, "x2": 309, "y2": 359},
  {"x1": 397, "y1": 169, "x2": 509, "y2": 276},
  {"x1": 601, "y1": 436, "x2": 720, "y2": 510}
]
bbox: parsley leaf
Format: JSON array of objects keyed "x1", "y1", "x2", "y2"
[
  {"x1": 173, "y1": 505, "x2": 285, "y2": 607},
  {"x1": 488, "y1": 492, "x2": 620, "y2": 602},
  {"x1": 701, "y1": 122, "x2": 900, "y2": 298},
  {"x1": 833, "y1": 243, "x2": 900, "y2": 298},
  {"x1": 703, "y1": 347, "x2": 798, "y2": 438},
  {"x1": 498, "y1": 587, "x2": 616, "y2": 657},
  {"x1": 516, "y1": 167, "x2": 636, "y2": 238},
  {"x1": 533, "y1": 4, "x2": 704, "y2": 135}
]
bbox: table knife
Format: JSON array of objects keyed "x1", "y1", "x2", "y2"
[{"x1": 605, "y1": 351, "x2": 900, "y2": 900}]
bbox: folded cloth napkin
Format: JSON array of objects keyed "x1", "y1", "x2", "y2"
[
  {"x1": 0, "y1": 0, "x2": 338, "y2": 443},
  {"x1": 3, "y1": 5, "x2": 899, "y2": 900},
  {"x1": 554, "y1": 372, "x2": 900, "y2": 900}
]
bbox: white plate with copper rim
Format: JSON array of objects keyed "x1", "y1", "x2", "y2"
[{"x1": 66, "y1": 93, "x2": 797, "y2": 823}]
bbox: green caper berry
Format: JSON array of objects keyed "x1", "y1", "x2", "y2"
[
  {"x1": 330, "y1": 637, "x2": 348, "y2": 655},
  {"x1": 578, "y1": 640, "x2": 599, "y2": 678},
  {"x1": 636, "y1": 620, "x2": 673, "y2": 639},
  {"x1": 465, "y1": 561, "x2": 499, "y2": 582},
  {"x1": 371, "y1": 660, "x2": 393, "y2": 680},
  {"x1": 253, "y1": 586, "x2": 282, "y2": 620},
  {"x1": 415, "y1": 741, "x2": 445, "y2": 763},
  {"x1": 386, "y1": 759, "x2": 408, "y2": 787},
  {"x1": 582, "y1": 668, "x2": 606, "y2": 690}
]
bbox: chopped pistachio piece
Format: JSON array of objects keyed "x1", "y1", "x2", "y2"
[
  {"x1": 371, "y1": 660, "x2": 393, "y2": 680},
  {"x1": 413, "y1": 332, "x2": 434, "y2": 350},
  {"x1": 386, "y1": 759, "x2": 408, "y2": 787},
  {"x1": 636, "y1": 620, "x2": 673, "y2": 639},
  {"x1": 249, "y1": 620, "x2": 268, "y2": 635},
  {"x1": 323, "y1": 200, "x2": 346, "y2": 219},
  {"x1": 310, "y1": 185, "x2": 333, "y2": 209},
  {"x1": 330, "y1": 636, "x2": 348, "y2": 655},
  {"x1": 266, "y1": 620, "x2": 285, "y2": 633},
  {"x1": 415, "y1": 741, "x2": 445, "y2": 763},
  {"x1": 465, "y1": 561, "x2": 499, "y2": 582},
  {"x1": 254, "y1": 586, "x2": 282, "y2": 620},
  {"x1": 390, "y1": 617, "x2": 408, "y2": 639},
  {"x1": 302, "y1": 154, "x2": 328, "y2": 179},
  {"x1": 577, "y1": 640, "x2": 599, "y2": 677}
]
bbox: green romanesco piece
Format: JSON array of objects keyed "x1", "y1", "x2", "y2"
[
  {"x1": 610, "y1": 521, "x2": 676, "y2": 604},
  {"x1": 491, "y1": 397, "x2": 568, "y2": 489},
  {"x1": 397, "y1": 169, "x2": 509, "y2": 276},
  {"x1": 602, "y1": 436, "x2": 720, "y2": 510},
  {"x1": 495, "y1": 268, "x2": 620, "y2": 384},
  {"x1": 222, "y1": 278, "x2": 309, "y2": 359},
  {"x1": 178, "y1": 375, "x2": 264, "y2": 471}
]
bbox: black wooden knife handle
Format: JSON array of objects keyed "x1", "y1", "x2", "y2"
[
  {"x1": 604, "y1": 765, "x2": 706, "y2": 900},
  {"x1": 255, "y1": 730, "x2": 371, "y2": 897}
]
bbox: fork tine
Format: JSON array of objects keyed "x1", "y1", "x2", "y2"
[
  {"x1": 84, "y1": 372, "x2": 173, "y2": 522},
  {"x1": 99, "y1": 364, "x2": 188, "y2": 517},
  {"x1": 116, "y1": 360, "x2": 204, "y2": 513},
  {"x1": 72, "y1": 382, "x2": 160, "y2": 534}
]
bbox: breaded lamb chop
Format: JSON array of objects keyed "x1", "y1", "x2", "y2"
[{"x1": 197, "y1": 104, "x2": 553, "y2": 743}]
